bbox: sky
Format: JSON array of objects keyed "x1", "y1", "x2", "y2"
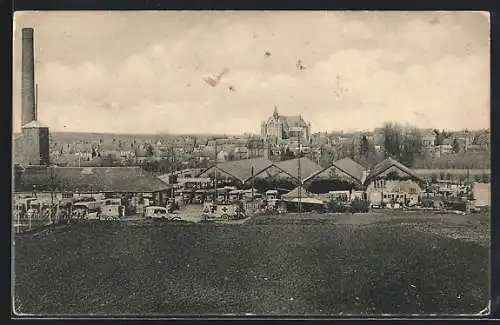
[{"x1": 12, "y1": 11, "x2": 490, "y2": 135}]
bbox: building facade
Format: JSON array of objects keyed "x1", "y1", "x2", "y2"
[{"x1": 260, "y1": 107, "x2": 311, "y2": 144}]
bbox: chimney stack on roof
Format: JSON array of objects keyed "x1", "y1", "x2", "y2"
[{"x1": 21, "y1": 28, "x2": 36, "y2": 128}]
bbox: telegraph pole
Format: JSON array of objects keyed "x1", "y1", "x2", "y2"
[
  {"x1": 251, "y1": 166, "x2": 255, "y2": 202},
  {"x1": 297, "y1": 134, "x2": 302, "y2": 213},
  {"x1": 170, "y1": 143, "x2": 175, "y2": 200}
]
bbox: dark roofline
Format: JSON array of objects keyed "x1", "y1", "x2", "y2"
[
  {"x1": 198, "y1": 164, "x2": 255, "y2": 183},
  {"x1": 199, "y1": 161, "x2": 301, "y2": 184},
  {"x1": 16, "y1": 166, "x2": 171, "y2": 193},
  {"x1": 249, "y1": 163, "x2": 299, "y2": 184},
  {"x1": 364, "y1": 158, "x2": 424, "y2": 185},
  {"x1": 274, "y1": 157, "x2": 322, "y2": 184},
  {"x1": 303, "y1": 161, "x2": 363, "y2": 185}
]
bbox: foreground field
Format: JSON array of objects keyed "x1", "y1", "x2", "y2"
[{"x1": 13, "y1": 212, "x2": 490, "y2": 316}]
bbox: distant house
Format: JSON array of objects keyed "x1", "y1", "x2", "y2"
[
  {"x1": 217, "y1": 150, "x2": 229, "y2": 162},
  {"x1": 74, "y1": 151, "x2": 93, "y2": 159},
  {"x1": 120, "y1": 150, "x2": 136, "y2": 158},
  {"x1": 100, "y1": 150, "x2": 122, "y2": 160},
  {"x1": 364, "y1": 158, "x2": 425, "y2": 207},
  {"x1": 233, "y1": 146, "x2": 249, "y2": 160},
  {"x1": 472, "y1": 132, "x2": 490, "y2": 151},
  {"x1": 434, "y1": 138, "x2": 454, "y2": 156},
  {"x1": 422, "y1": 135, "x2": 436, "y2": 150},
  {"x1": 303, "y1": 157, "x2": 367, "y2": 194}
]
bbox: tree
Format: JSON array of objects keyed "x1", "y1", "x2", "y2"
[
  {"x1": 452, "y1": 138, "x2": 460, "y2": 154},
  {"x1": 400, "y1": 127, "x2": 423, "y2": 167},
  {"x1": 382, "y1": 123, "x2": 423, "y2": 167},
  {"x1": 383, "y1": 123, "x2": 402, "y2": 159},
  {"x1": 433, "y1": 129, "x2": 452, "y2": 146},
  {"x1": 360, "y1": 135, "x2": 369, "y2": 158},
  {"x1": 146, "y1": 144, "x2": 154, "y2": 157}
]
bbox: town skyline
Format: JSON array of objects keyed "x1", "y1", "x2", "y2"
[{"x1": 13, "y1": 11, "x2": 490, "y2": 134}]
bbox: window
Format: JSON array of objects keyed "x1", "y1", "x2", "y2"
[
  {"x1": 375, "y1": 179, "x2": 386, "y2": 189},
  {"x1": 409, "y1": 188, "x2": 417, "y2": 194},
  {"x1": 62, "y1": 193, "x2": 73, "y2": 199}
]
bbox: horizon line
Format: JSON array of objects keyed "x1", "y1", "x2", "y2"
[{"x1": 12, "y1": 127, "x2": 490, "y2": 137}]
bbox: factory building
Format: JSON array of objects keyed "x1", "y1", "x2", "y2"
[{"x1": 13, "y1": 27, "x2": 50, "y2": 166}]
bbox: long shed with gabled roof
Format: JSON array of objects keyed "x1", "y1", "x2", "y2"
[
  {"x1": 13, "y1": 165, "x2": 172, "y2": 208},
  {"x1": 303, "y1": 157, "x2": 367, "y2": 193}
]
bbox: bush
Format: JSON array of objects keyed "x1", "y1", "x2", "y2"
[
  {"x1": 451, "y1": 201, "x2": 467, "y2": 212},
  {"x1": 421, "y1": 197, "x2": 435, "y2": 208},
  {"x1": 326, "y1": 200, "x2": 350, "y2": 213},
  {"x1": 350, "y1": 199, "x2": 370, "y2": 213}
]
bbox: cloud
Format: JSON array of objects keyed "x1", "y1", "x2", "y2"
[{"x1": 12, "y1": 12, "x2": 490, "y2": 134}]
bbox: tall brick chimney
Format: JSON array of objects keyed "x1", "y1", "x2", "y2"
[{"x1": 21, "y1": 28, "x2": 36, "y2": 128}]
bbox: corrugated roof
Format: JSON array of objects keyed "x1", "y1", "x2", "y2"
[
  {"x1": 332, "y1": 158, "x2": 366, "y2": 183},
  {"x1": 275, "y1": 157, "x2": 322, "y2": 181},
  {"x1": 303, "y1": 157, "x2": 365, "y2": 184},
  {"x1": 364, "y1": 158, "x2": 423, "y2": 184},
  {"x1": 14, "y1": 166, "x2": 170, "y2": 193},
  {"x1": 198, "y1": 157, "x2": 273, "y2": 183}
]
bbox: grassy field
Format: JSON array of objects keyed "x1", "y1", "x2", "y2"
[{"x1": 13, "y1": 211, "x2": 490, "y2": 316}]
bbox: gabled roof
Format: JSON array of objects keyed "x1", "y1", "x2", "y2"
[
  {"x1": 473, "y1": 132, "x2": 490, "y2": 146},
  {"x1": 302, "y1": 157, "x2": 366, "y2": 185},
  {"x1": 274, "y1": 157, "x2": 322, "y2": 181},
  {"x1": 14, "y1": 166, "x2": 170, "y2": 193},
  {"x1": 198, "y1": 157, "x2": 274, "y2": 183},
  {"x1": 332, "y1": 157, "x2": 366, "y2": 183},
  {"x1": 282, "y1": 186, "x2": 314, "y2": 199},
  {"x1": 364, "y1": 158, "x2": 423, "y2": 184},
  {"x1": 280, "y1": 115, "x2": 308, "y2": 128}
]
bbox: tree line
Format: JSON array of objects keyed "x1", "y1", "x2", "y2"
[{"x1": 315, "y1": 123, "x2": 489, "y2": 169}]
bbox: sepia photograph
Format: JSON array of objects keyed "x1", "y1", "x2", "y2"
[{"x1": 12, "y1": 11, "x2": 490, "y2": 317}]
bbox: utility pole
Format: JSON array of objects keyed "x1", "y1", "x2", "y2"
[
  {"x1": 251, "y1": 166, "x2": 255, "y2": 202},
  {"x1": 298, "y1": 134, "x2": 302, "y2": 213},
  {"x1": 172, "y1": 143, "x2": 176, "y2": 194}
]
